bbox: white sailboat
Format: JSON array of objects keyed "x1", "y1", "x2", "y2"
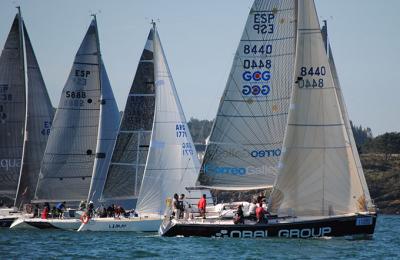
[
  {"x1": 78, "y1": 22, "x2": 200, "y2": 232},
  {"x1": 0, "y1": 8, "x2": 54, "y2": 227},
  {"x1": 160, "y1": 0, "x2": 376, "y2": 239},
  {"x1": 10, "y1": 15, "x2": 120, "y2": 230}
]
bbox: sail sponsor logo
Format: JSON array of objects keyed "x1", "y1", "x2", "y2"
[
  {"x1": 204, "y1": 164, "x2": 246, "y2": 176},
  {"x1": 0, "y1": 158, "x2": 21, "y2": 171},
  {"x1": 214, "y1": 227, "x2": 331, "y2": 238},
  {"x1": 242, "y1": 71, "x2": 271, "y2": 82},
  {"x1": 250, "y1": 149, "x2": 281, "y2": 158},
  {"x1": 203, "y1": 164, "x2": 266, "y2": 176}
]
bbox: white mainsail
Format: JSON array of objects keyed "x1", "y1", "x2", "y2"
[
  {"x1": 268, "y1": 0, "x2": 371, "y2": 217},
  {"x1": 0, "y1": 14, "x2": 26, "y2": 204},
  {"x1": 34, "y1": 18, "x2": 114, "y2": 203},
  {"x1": 196, "y1": 0, "x2": 297, "y2": 190},
  {"x1": 136, "y1": 25, "x2": 199, "y2": 214},
  {"x1": 15, "y1": 10, "x2": 54, "y2": 208},
  {"x1": 101, "y1": 30, "x2": 155, "y2": 203}
]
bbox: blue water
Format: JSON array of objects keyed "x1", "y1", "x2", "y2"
[{"x1": 0, "y1": 215, "x2": 399, "y2": 259}]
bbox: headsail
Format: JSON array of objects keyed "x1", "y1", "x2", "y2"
[
  {"x1": 14, "y1": 11, "x2": 54, "y2": 208},
  {"x1": 101, "y1": 30, "x2": 155, "y2": 203},
  {"x1": 321, "y1": 21, "x2": 372, "y2": 209},
  {"x1": 197, "y1": 0, "x2": 297, "y2": 190},
  {"x1": 0, "y1": 14, "x2": 26, "y2": 204},
  {"x1": 86, "y1": 17, "x2": 120, "y2": 206},
  {"x1": 268, "y1": 0, "x2": 371, "y2": 216},
  {"x1": 34, "y1": 19, "x2": 102, "y2": 203},
  {"x1": 136, "y1": 25, "x2": 199, "y2": 214}
]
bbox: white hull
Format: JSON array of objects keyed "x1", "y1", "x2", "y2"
[
  {"x1": 10, "y1": 217, "x2": 81, "y2": 230},
  {"x1": 78, "y1": 215, "x2": 162, "y2": 232}
]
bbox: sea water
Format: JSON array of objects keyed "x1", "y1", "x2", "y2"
[{"x1": 0, "y1": 215, "x2": 399, "y2": 259}]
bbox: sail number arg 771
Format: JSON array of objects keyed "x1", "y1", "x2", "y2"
[{"x1": 298, "y1": 66, "x2": 326, "y2": 88}]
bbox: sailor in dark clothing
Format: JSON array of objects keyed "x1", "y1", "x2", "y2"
[
  {"x1": 234, "y1": 205, "x2": 245, "y2": 224},
  {"x1": 87, "y1": 201, "x2": 94, "y2": 218},
  {"x1": 55, "y1": 201, "x2": 66, "y2": 218}
]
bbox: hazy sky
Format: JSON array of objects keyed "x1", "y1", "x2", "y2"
[{"x1": 0, "y1": 0, "x2": 399, "y2": 135}]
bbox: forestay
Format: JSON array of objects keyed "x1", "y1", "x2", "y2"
[
  {"x1": 101, "y1": 30, "x2": 155, "y2": 202},
  {"x1": 34, "y1": 19, "x2": 102, "y2": 203},
  {"x1": 0, "y1": 15, "x2": 26, "y2": 202},
  {"x1": 197, "y1": 0, "x2": 297, "y2": 190},
  {"x1": 15, "y1": 15, "x2": 54, "y2": 208},
  {"x1": 268, "y1": 0, "x2": 371, "y2": 217},
  {"x1": 136, "y1": 26, "x2": 199, "y2": 214}
]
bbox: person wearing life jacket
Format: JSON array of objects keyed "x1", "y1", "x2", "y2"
[{"x1": 197, "y1": 194, "x2": 207, "y2": 219}]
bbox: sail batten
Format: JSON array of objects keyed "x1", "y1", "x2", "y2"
[{"x1": 197, "y1": 0, "x2": 297, "y2": 190}]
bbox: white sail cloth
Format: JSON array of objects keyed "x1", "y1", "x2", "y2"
[
  {"x1": 35, "y1": 19, "x2": 118, "y2": 203},
  {"x1": 269, "y1": 0, "x2": 370, "y2": 217},
  {"x1": 197, "y1": 0, "x2": 296, "y2": 190},
  {"x1": 87, "y1": 61, "x2": 120, "y2": 205},
  {"x1": 136, "y1": 27, "x2": 199, "y2": 214}
]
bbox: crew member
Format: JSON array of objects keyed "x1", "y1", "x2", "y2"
[{"x1": 197, "y1": 194, "x2": 207, "y2": 219}]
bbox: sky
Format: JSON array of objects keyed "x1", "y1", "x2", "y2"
[{"x1": 0, "y1": 0, "x2": 399, "y2": 136}]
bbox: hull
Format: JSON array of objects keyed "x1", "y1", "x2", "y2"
[
  {"x1": 10, "y1": 218, "x2": 81, "y2": 230},
  {"x1": 78, "y1": 216, "x2": 162, "y2": 232},
  {"x1": 160, "y1": 213, "x2": 377, "y2": 239},
  {"x1": 0, "y1": 217, "x2": 18, "y2": 228}
]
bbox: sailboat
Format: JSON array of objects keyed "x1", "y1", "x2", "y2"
[
  {"x1": 78, "y1": 22, "x2": 200, "y2": 232},
  {"x1": 10, "y1": 15, "x2": 120, "y2": 230},
  {"x1": 160, "y1": 0, "x2": 376, "y2": 238},
  {"x1": 0, "y1": 8, "x2": 54, "y2": 227}
]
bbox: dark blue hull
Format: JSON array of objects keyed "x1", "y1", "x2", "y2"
[{"x1": 160, "y1": 213, "x2": 377, "y2": 239}]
